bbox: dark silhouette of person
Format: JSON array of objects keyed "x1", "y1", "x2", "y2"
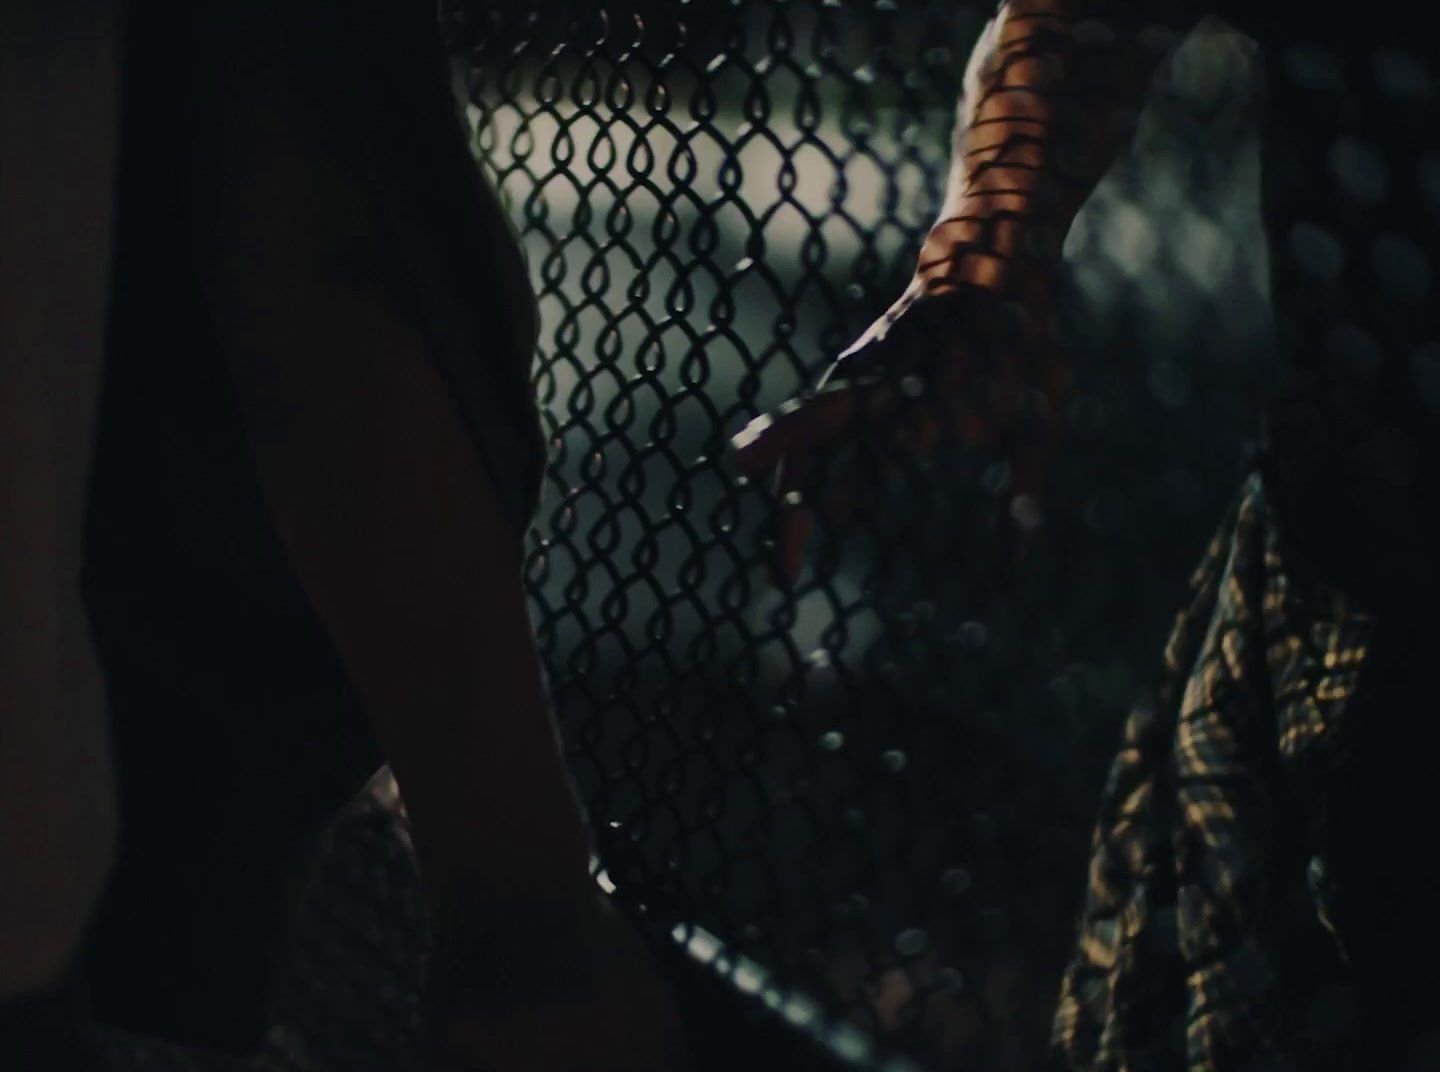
[{"x1": 4, "y1": 3, "x2": 686, "y2": 1069}]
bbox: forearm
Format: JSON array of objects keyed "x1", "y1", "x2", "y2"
[
  {"x1": 195, "y1": 15, "x2": 592, "y2": 935},
  {"x1": 217, "y1": 283, "x2": 593, "y2": 933},
  {"x1": 233, "y1": 330, "x2": 594, "y2": 931},
  {"x1": 921, "y1": 0, "x2": 1207, "y2": 299}
]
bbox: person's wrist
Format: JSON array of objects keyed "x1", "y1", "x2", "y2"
[
  {"x1": 427, "y1": 883, "x2": 609, "y2": 1008},
  {"x1": 918, "y1": 242, "x2": 1059, "y2": 308},
  {"x1": 916, "y1": 199, "x2": 1065, "y2": 311},
  {"x1": 408, "y1": 764, "x2": 598, "y2": 939},
  {"x1": 427, "y1": 842, "x2": 598, "y2": 946}
]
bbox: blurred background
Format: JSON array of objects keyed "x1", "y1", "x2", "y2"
[{"x1": 444, "y1": 1, "x2": 1276, "y2": 1068}]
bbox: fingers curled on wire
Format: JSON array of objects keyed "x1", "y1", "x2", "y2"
[{"x1": 731, "y1": 284, "x2": 1069, "y2": 584}]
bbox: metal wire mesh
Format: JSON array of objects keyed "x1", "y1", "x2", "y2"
[
  {"x1": 88, "y1": 2, "x2": 1440, "y2": 1069},
  {"x1": 443, "y1": 3, "x2": 1272, "y2": 1068}
]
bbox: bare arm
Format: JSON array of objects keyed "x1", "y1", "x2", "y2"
[
  {"x1": 190, "y1": 14, "x2": 685, "y2": 1067},
  {"x1": 918, "y1": 0, "x2": 1209, "y2": 301},
  {"x1": 190, "y1": 9, "x2": 592, "y2": 938},
  {"x1": 732, "y1": 0, "x2": 1211, "y2": 571}
]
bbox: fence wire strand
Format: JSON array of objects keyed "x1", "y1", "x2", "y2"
[{"x1": 98, "y1": 1, "x2": 1440, "y2": 1068}]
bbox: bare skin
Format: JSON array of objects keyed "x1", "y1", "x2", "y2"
[
  {"x1": 189, "y1": 12, "x2": 687, "y2": 1070},
  {"x1": 0, "y1": 0, "x2": 122, "y2": 1000},
  {"x1": 731, "y1": 7, "x2": 1210, "y2": 1064},
  {"x1": 5, "y1": 4, "x2": 685, "y2": 1066},
  {"x1": 4, "y1": 1, "x2": 1199, "y2": 1063},
  {"x1": 732, "y1": 0, "x2": 1206, "y2": 577}
]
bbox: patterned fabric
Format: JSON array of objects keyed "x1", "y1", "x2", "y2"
[
  {"x1": 100, "y1": 773, "x2": 432, "y2": 1072},
  {"x1": 1050, "y1": 474, "x2": 1374, "y2": 1071}
]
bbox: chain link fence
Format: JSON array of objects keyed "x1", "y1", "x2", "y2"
[
  {"x1": 96, "y1": 1, "x2": 1434, "y2": 1069},
  {"x1": 445, "y1": 3, "x2": 1271, "y2": 1068}
]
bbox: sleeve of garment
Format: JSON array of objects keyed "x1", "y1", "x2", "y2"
[
  {"x1": 1052, "y1": 479, "x2": 1301, "y2": 1071},
  {"x1": 1050, "y1": 696, "x2": 1193, "y2": 1070},
  {"x1": 1170, "y1": 490, "x2": 1298, "y2": 1069}
]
